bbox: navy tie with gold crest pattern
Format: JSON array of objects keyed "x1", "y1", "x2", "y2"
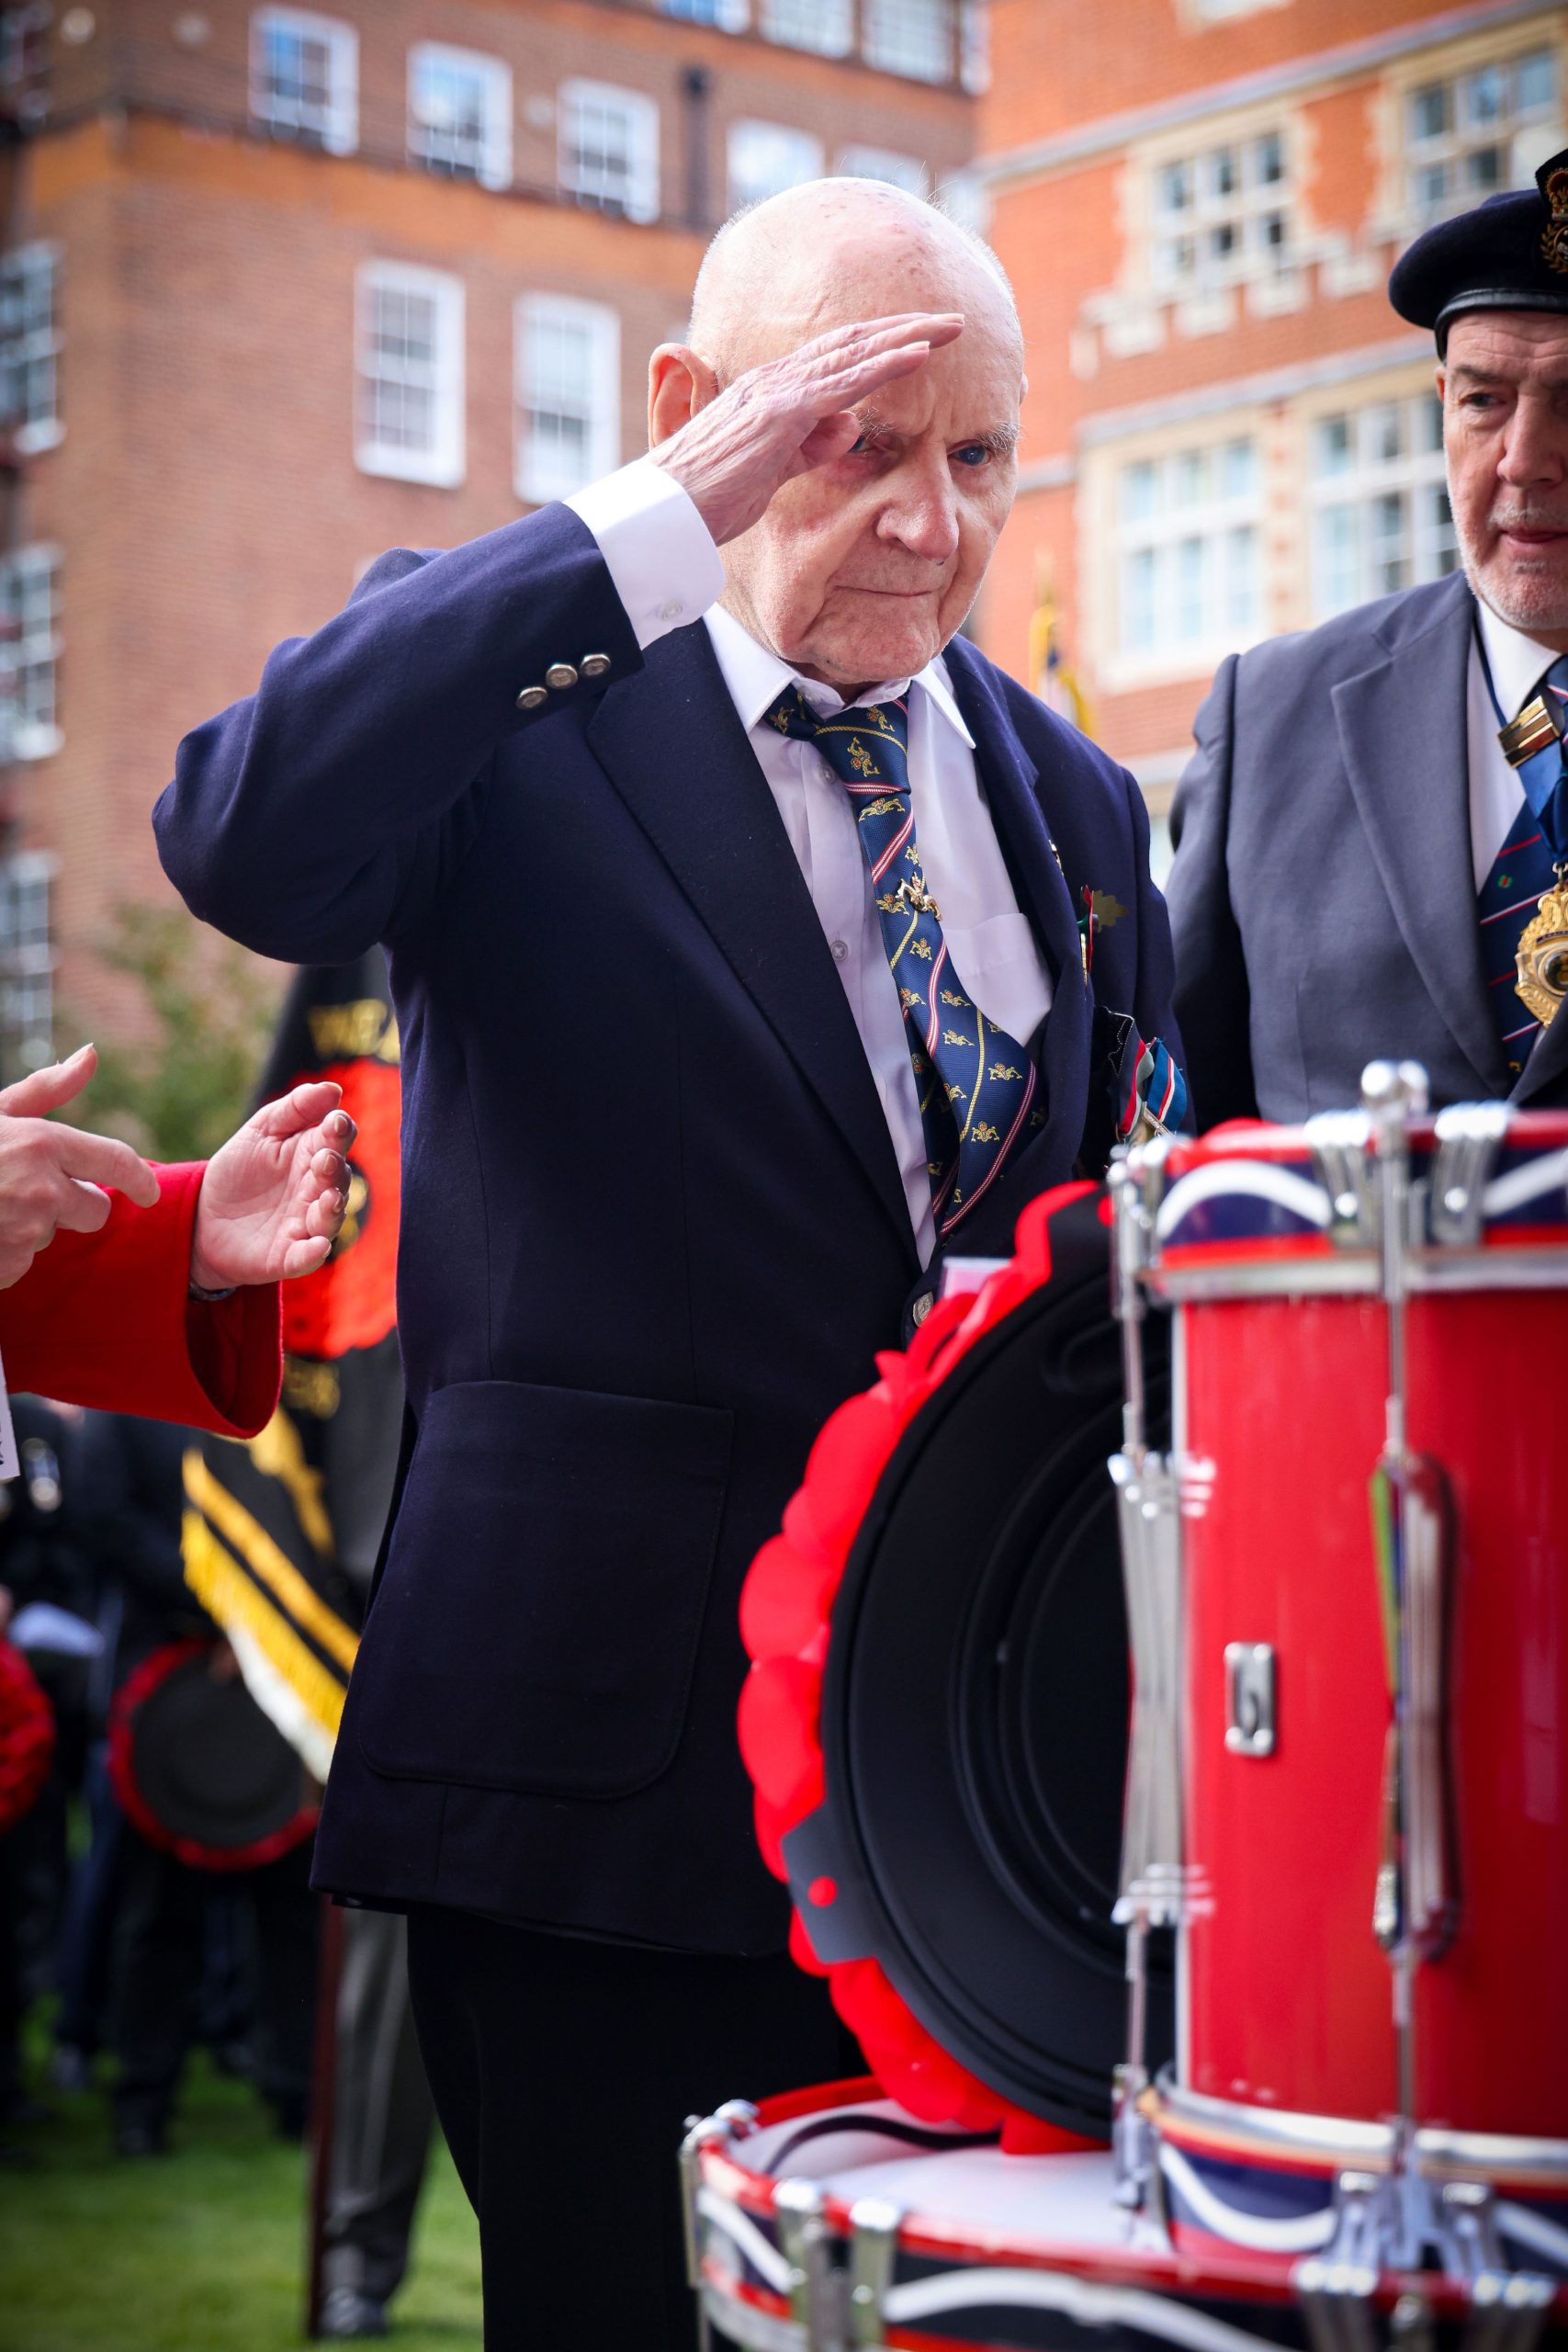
[{"x1": 765, "y1": 685, "x2": 1042, "y2": 1239}]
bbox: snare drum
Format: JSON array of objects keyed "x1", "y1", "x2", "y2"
[
  {"x1": 1112, "y1": 1086, "x2": 1568, "y2": 2273},
  {"x1": 683, "y1": 2080, "x2": 1557, "y2": 2351}
]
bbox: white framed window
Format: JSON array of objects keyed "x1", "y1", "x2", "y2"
[
  {"x1": 728, "y1": 120, "x2": 824, "y2": 209},
  {"x1": 760, "y1": 0, "x2": 853, "y2": 61},
  {"x1": 515, "y1": 295, "x2": 620, "y2": 504},
  {"x1": 408, "y1": 43, "x2": 513, "y2": 191},
  {"x1": 863, "y1": 0, "x2": 953, "y2": 84},
  {"x1": 0, "y1": 244, "x2": 61, "y2": 451},
  {"x1": 958, "y1": 0, "x2": 989, "y2": 95},
  {"x1": 0, "y1": 4, "x2": 49, "y2": 122},
  {"x1": 250, "y1": 7, "x2": 357, "y2": 155},
  {"x1": 661, "y1": 0, "x2": 750, "y2": 25},
  {"x1": 355, "y1": 263, "x2": 465, "y2": 489},
  {"x1": 1114, "y1": 440, "x2": 1261, "y2": 670},
  {"x1": 558, "y1": 80, "x2": 660, "y2": 224},
  {"x1": 1151, "y1": 130, "x2": 1290, "y2": 292},
  {"x1": 1404, "y1": 49, "x2": 1558, "y2": 225},
  {"x1": 1309, "y1": 391, "x2": 1457, "y2": 620},
  {"x1": 837, "y1": 145, "x2": 928, "y2": 195},
  {"x1": 0, "y1": 545, "x2": 62, "y2": 761},
  {"x1": 0, "y1": 850, "x2": 55, "y2": 1078}
]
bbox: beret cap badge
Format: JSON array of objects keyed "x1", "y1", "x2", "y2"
[{"x1": 1542, "y1": 164, "x2": 1568, "y2": 276}]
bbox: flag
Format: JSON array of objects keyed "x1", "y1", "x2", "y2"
[
  {"x1": 182, "y1": 950, "x2": 402, "y2": 1780},
  {"x1": 1028, "y1": 557, "x2": 1096, "y2": 740}
]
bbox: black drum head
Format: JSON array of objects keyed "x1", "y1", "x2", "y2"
[
  {"x1": 798, "y1": 1192, "x2": 1172, "y2": 2135},
  {"x1": 127, "y1": 1651, "x2": 307, "y2": 1860}
]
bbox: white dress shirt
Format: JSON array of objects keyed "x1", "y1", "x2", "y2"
[
  {"x1": 568, "y1": 458, "x2": 1054, "y2": 1262},
  {"x1": 1467, "y1": 597, "x2": 1566, "y2": 888}
]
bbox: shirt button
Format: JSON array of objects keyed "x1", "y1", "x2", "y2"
[
  {"x1": 659, "y1": 599, "x2": 683, "y2": 622},
  {"x1": 544, "y1": 662, "x2": 578, "y2": 691},
  {"x1": 830, "y1": 938, "x2": 849, "y2": 964},
  {"x1": 515, "y1": 684, "x2": 548, "y2": 712},
  {"x1": 911, "y1": 1291, "x2": 935, "y2": 1326}
]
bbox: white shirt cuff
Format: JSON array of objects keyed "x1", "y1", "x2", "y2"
[{"x1": 566, "y1": 457, "x2": 726, "y2": 650}]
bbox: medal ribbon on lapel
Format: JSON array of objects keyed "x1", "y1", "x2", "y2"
[
  {"x1": 767, "y1": 686, "x2": 1043, "y2": 1237},
  {"x1": 1477, "y1": 637, "x2": 1568, "y2": 1069}
]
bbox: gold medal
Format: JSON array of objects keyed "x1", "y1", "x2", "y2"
[{"x1": 1516, "y1": 863, "x2": 1568, "y2": 1025}]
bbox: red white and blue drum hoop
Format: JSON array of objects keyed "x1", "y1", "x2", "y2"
[
  {"x1": 1150, "y1": 1112, "x2": 1568, "y2": 1290},
  {"x1": 685, "y1": 2083, "x2": 1564, "y2": 2351}
]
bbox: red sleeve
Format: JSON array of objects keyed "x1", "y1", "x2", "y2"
[{"x1": 0, "y1": 1161, "x2": 282, "y2": 1437}]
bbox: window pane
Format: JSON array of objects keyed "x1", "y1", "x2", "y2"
[
  {"x1": 1366, "y1": 402, "x2": 1402, "y2": 465},
  {"x1": 1466, "y1": 144, "x2": 1502, "y2": 190},
  {"x1": 1122, "y1": 547, "x2": 1156, "y2": 653},
  {"x1": 1174, "y1": 449, "x2": 1208, "y2": 507},
  {"x1": 1156, "y1": 159, "x2": 1191, "y2": 214},
  {"x1": 1409, "y1": 83, "x2": 1449, "y2": 142},
  {"x1": 1418, "y1": 391, "x2": 1444, "y2": 453},
  {"x1": 761, "y1": 0, "x2": 853, "y2": 56},
  {"x1": 728, "y1": 119, "x2": 823, "y2": 207},
  {"x1": 1314, "y1": 505, "x2": 1358, "y2": 617},
  {"x1": 1120, "y1": 459, "x2": 1157, "y2": 525},
  {"x1": 1517, "y1": 49, "x2": 1555, "y2": 114},
  {"x1": 1255, "y1": 130, "x2": 1284, "y2": 184},
  {"x1": 863, "y1": 0, "x2": 952, "y2": 83},
  {"x1": 1464, "y1": 64, "x2": 1504, "y2": 125},
  {"x1": 1222, "y1": 438, "x2": 1255, "y2": 501}
]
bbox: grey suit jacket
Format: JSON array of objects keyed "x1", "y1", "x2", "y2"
[{"x1": 1167, "y1": 570, "x2": 1568, "y2": 1128}]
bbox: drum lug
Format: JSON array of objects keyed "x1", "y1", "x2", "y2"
[
  {"x1": 678, "y1": 2103, "x2": 758, "y2": 2290},
  {"x1": 846, "y1": 2196, "x2": 901, "y2": 2348},
  {"x1": 1305, "y1": 1110, "x2": 1379, "y2": 1248},
  {"x1": 1293, "y1": 2172, "x2": 1388, "y2": 2352},
  {"x1": 1438, "y1": 2182, "x2": 1557, "y2": 2352},
  {"x1": 775, "y1": 2177, "x2": 844, "y2": 2351},
  {"x1": 1428, "y1": 1102, "x2": 1511, "y2": 1248}
]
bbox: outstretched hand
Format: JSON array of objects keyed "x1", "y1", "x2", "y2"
[
  {"x1": 0, "y1": 1044, "x2": 161, "y2": 1290},
  {"x1": 649, "y1": 311, "x2": 964, "y2": 548},
  {"x1": 190, "y1": 1081, "x2": 358, "y2": 1292}
]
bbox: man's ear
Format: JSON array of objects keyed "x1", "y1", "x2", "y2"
[{"x1": 648, "y1": 344, "x2": 721, "y2": 448}]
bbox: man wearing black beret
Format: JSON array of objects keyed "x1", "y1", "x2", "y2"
[{"x1": 1168, "y1": 151, "x2": 1568, "y2": 1120}]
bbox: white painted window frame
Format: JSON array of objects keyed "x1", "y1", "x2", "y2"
[
  {"x1": 250, "y1": 6, "x2": 358, "y2": 156},
  {"x1": 728, "y1": 119, "x2": 825, "y2": 209},
  {"x1": 1110, "y1": 439, "x2": 1263, "y2": 684},
  {"x1": 514, "y1": 294, "x2": 621, "y2": 506},
  {"x1": 862, "y1": 0, "x2": 953, "y2": 85},
  {"x1": 660, "y1": 0, "x2": 750, "y2": 28},
  {"x1": 408, "y1": 42, "x2": 513, "y2": 192},
  {"x1": 355, "y1": 261, "x2": 466, "y2": 490},
  {"x1": 836, "y1": 144, "x2": 929, "y2": 195},
  {"x1": 1149, "y1": 126, "x2": 1292, "y2": 295},
  {"x1": 0, "y1": 543, "x2": 62, "y2": 761},
  {"x1": 0, "y1": 243, "x2": 62, "y2": 453},
  {"x1": 0, "y1": 847, "x2": 56, "y2": 1076},
  {"x1": 759, "y1": 0, "x2": 854, "y2": 62},
  {"x1": 558, "y1": 79, "x2": 660, "y2": 225},
  {"x1": 1404, "y1": 44, "x2": 1559, "y2": 227},
  {"x1": 1308, "y1": 390, "x2": 1456, "y2": 621}
]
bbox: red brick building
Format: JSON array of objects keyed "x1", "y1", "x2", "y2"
[
  {"x1": 973, "y1": 0, "x2": 1565, "y2": 861},
  {"x1": 0, "y1": 0, "x2": 982, "y2": 1071}
]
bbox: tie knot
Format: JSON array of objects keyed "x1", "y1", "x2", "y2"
[{"x1": 763, "y1": 686, "x2": 910, "y2": 789}]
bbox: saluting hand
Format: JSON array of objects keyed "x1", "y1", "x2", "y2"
[
  {"x1": 649, "y1": 311, "x2": 964, "y2": 548},
  {"x1": 0, "y1": 1044, "x2": 162, "y2": 1291},
  {"x1": 190, "y1": 1081, "x2": 358, "y2": 1292}
]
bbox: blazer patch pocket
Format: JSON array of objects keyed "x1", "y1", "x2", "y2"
[{"x1": 355, "y1": 1379, "x2": 734, "y2": 1800}]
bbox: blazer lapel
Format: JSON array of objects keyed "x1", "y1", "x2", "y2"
[
  {"x1": 585, "y1": 624, "x2": 917, "y2": 1260},
  {"x1": 1514, "y1": 995, "x2": 1568, "y2": 1102},
  {"x1": 944, "y1": 641, "x2": 1093, "y2": 1204},
  {"x1": 1333, "y1": 577, "x2": 1503, "y2": 1096}
]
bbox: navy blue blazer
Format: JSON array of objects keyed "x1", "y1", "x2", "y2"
[
  {"x1": 1168, "y1": 571, "x2": 1568, "y2": 1128},
  {"x1": 154, "y1": 503, "x2": 1177, "y2": 1955}
]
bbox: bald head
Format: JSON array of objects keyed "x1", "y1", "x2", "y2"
[{"x1": 689, "y1": 180, "x2": 1021, "y2": 382}]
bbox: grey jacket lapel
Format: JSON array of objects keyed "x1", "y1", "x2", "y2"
[{"x1": 1332, "y1": 577, "x2": 1504, "y2": 1096}]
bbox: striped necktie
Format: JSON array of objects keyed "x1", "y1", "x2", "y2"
[
  {"x1": 1478, "y1": 654, "x2": 1568, "y2": 1077},
  {"x1": 765, "y1": 684, "x2": 1043, "y2": 1239}
]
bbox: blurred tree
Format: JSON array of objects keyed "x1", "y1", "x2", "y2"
[{"x1": 60, "y1": 906, "x2": 279, "y2": 1162}]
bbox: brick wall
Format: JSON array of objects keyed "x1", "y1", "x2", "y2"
[{"x1": 0, "y1": 0, "x2": 975, "y2": 1044}]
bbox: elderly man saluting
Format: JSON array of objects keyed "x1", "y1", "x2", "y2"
[
  {"x1": 1170, "y1": 150, "x2": 1568, "y2": 1124},
  {"x1": 155, "y1": 184, "x2": 1178, "y2": 2349}
]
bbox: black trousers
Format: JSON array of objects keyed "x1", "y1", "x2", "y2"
[
  {"x1": 406, "y1": 1905, "x2": 861, "y2": 2352},
  {"x1": 324, "y1": 1907, "x2": 435, "y2": 2308}
]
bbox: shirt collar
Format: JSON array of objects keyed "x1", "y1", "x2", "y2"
[
  {"x1": 704, "y1": 603, "x2": 976, "y2": 752},
  {"x1": 1475, "y1": 594, "x2": 1565, "y2": 724}
]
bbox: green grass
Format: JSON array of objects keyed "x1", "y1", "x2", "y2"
[{"x1": 0, "y1": 2039, "x2": 481, "y2": 2351}]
